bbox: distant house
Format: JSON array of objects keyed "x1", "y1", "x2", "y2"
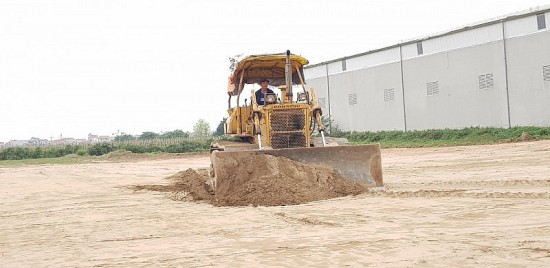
[
  {"x1": 5, "y1": 140, "x2": 30, "y2": 147},
  {"x1": 52, "y1": 138, "x2": 75, "y2": 146},
  {"x1": 88, "y1": 134, "x2": 99, "y2": 143},
  {"x1": 98, "y1": 135, "x2": 112, "y2": 142},
  {"x1": 88, "y1": 133, "x2": 112, "y2": 143},
  {"x1": 29, "y1": 137, "x2": 49, "y2": 146}
]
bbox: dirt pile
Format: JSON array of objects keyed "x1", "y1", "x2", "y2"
[
  {"x1": 105, "y1": 149, "x2": 135, "y2": 158},
  {"x1": 133, "y1": 154, "x2": 369, "y2": 207},
  {"x1": 132, "y1": 168, "x2": 213, "y2": 202},
  {"x1": 213, "y1": 154, "x2": 369, "y2": 206},
  {"x1": 519, "y1": 131, "x2": 534, "y2": 141}
]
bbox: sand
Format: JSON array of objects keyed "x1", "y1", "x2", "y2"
[
  {"x1": 1, "y1": 141, "x2": 550, "y2": 266},
  {"x1": 134, "y1": 154, "x2": 369, "y2": 207}
]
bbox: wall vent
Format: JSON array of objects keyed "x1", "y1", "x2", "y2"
[
  {"x1": 348, "y1": 93, "x2": 358, "y2": 105},
  {"x1": 544, "y1": 65, "x2": 550, "y2": 81},
  {"x1": 342, "y1": 59, "x2": 347, "y2": 71},
  {"x1": 318, "y1": 97, "x2": 326, "y2": 108},
  {"x1": 384, "y1": 88, "x2": 395, "y2": 101},
  {"x1": 479, "y1": 73, "x2": 494, "y2": 89},
  {"x1": 426, "y1": 81, "x2": 439, "y2": 96},
  {"x1": 537, "y1": 13, "x2": 546, "y2": 30}
]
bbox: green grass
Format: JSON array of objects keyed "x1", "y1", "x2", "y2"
[
  {"x1": 340, "y1": 126, "x2": 550, "y2": 148},
  {"x1": 0, "y1": 139, "x2": 213, "y2": 162},
  {"x1": 0, "y1": 151, "x2": 208, "y2": 167},
  {"x1": 2, "y1": 126, "x2": 549, "y2": 166}
]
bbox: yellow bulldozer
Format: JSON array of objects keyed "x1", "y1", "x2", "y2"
[{"x1": 210, "y1": 51, "x2": 383, "y2": 193}]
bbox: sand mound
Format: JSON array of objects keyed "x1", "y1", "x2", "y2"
[
  {"x1": 166, "y1": 169, "x2": 215, "y2": 201},
  {"x1": 519, "y1": 131, "x2": 534, "y2": 141},
  {"x1": 213, "y1": 154, "x2": 369, "y2": 206},
  {"x1": 132, "y1": 169, "x2": 213, "y2": 202},
  {"x1": 105, "y1": 149, "x2": 135, "y2": 158},
  {"x1": 133, "y1": 154, "x2": 369, "y2": 207}
]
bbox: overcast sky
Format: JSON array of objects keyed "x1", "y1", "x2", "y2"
[{"x1": 1, "y1": 0, "x2": 549, "y2": 142}]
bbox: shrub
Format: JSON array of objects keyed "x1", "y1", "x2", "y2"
[{"x1": 88, "y1": 142, "x2": 114, "y2": 156}]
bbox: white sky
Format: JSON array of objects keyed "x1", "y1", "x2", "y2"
[{"x1": 1, "y1": 0, "x2": 549, "y2": 142}]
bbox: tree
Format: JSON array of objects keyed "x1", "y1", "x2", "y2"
[
  {"x1": 214, "y1": 118, "x2": 226, "y2": 137},
  {"x1": 114, "y1": 134, "x2": 136, "y2": 142},
  {"x1": 139, "y1": 131, "x2": 159, "y2": 140},
  {"x1": 160, "y1": 129, "x2": 189, "y2": 139},
  {"x1": 193, "y1": 119, "x2": 211, "y2": 139}
]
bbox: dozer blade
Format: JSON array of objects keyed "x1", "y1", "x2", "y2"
[{"x1": 210, "y1": 144, "x2": 383, "y2": 194}]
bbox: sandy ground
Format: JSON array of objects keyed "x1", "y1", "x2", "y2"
[{"x1": 1, "y1": 141, "x2": 550, "y2": 267}]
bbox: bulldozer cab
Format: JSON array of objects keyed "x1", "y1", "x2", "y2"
[
  {"x1": 223, "y1": 51, "x2": 323, "y2": 149},
  {"x1": 211, "y1": 51, "x2": 383, "y2": 192},
  {"x1": 227, "y1": 52, "x2": 309, "y2": 99}
]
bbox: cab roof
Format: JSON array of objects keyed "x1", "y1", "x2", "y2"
[{"x1": 230, "y1": 53, "x2": 309, "y2": 87}]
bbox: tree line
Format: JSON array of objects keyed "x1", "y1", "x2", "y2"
[
  {"x1": 116, "y1": 118, "x2": 226, "y2": 142},
  {"x1": 0, "y1": 118, "x2": 227, "y2": 160}
]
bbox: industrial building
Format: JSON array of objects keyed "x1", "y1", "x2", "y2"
[{"x1": 304, "y1": 6, "x2": 550, "y2": 132}]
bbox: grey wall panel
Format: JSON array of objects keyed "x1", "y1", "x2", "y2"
[
  {"x1": 327, "y1": 61, "x2": 343, "y2": 75},
  {"x1": 505, "y1": 14, "x2": 542, "y2": 38},
  {"x1": 402, "y1": 42, "x2": 510, "y2": 130},
  {"x1": 402, "y1": 24, "x2": 502, "y2": 60},
  {"x1": 326, "y1": 63, "x2": 405, "y2": 131},
  {"x1": 346, "y1": 47, "x2": 401, "y2": 71},
  {"x1": 426, "y1": 24, "x2": 502, "y2": 55},
  {"x1": 401, "y1": 42, "x2": 420, "y2": 60},
  {"x1": 506, "y1": 30, "x2": 550, "y2": 126},
  {"x1": 306, "y1": 76, "x2": 329, "y2": 109},
  {"x1": 304, "y1": 65, "x2": 327, "y2": 79}
]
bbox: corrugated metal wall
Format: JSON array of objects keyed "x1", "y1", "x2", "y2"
[
  {"x1": 401, "y1": 24, "x2": 503, "y2": 60},
  {"x1": 345, "y1": 47, "x2": 401, "y2": 70},
  {"x1": 305, "y1": 9, "x2": 550, "y2": 131}
]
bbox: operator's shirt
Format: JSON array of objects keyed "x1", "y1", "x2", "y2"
[{"x1": 255, "y1": 89, "x2": 275, "y2": 105}]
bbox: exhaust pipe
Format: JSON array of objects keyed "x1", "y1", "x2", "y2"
[{"x1": 285, "y1": 50, "x2": 292, "y2": 101}]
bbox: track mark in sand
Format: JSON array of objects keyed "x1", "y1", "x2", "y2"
[
  {"x1": 395, "y1": 179, "x2": 550, "y2": 188},
  {"x1": 365, "y1": 190, "x2": 550, "y2": 199},
  {"x1": 516, "y1": 240, "x2": 550, "y2": 257},
  {"x1": 522, "y1": 247, "x2": 550, "y2": 257},
  {"x1": 373, "y1": 179, "x2": 550, "y2": 199},
  {"x1": 273, "y1": 212, "x2": 341, "y2": 227},
  {"x1": 99, "y1": 235, "x2": 164, "y2": 242}
]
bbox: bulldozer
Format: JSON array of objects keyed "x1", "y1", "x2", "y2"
[{"x1": 209, "y1": 50, "x2": 383, "y2": 193}]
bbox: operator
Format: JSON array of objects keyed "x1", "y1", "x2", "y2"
[{"x1": 255, "y1": 78, "x2": 275, "y2": 106}]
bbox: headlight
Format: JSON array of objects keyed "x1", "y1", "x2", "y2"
[
  {"x1": 297, "y1": 92, "x2": 308, "y2": 102},
  {"x1": 265, "y1": 93, "x2": 277, "y2": 104}
]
